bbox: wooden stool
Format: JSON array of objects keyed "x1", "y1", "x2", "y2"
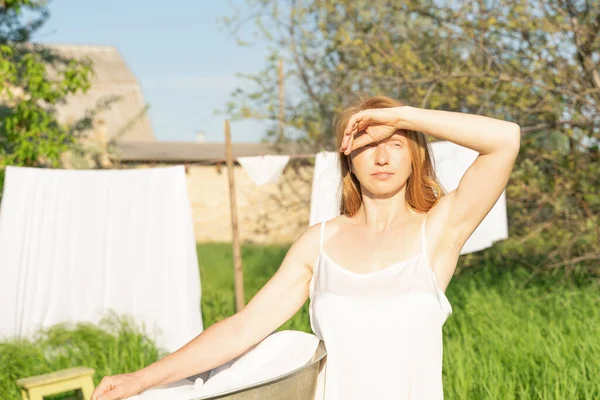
[{"x1": 16, "y1": 367, "x2": 95, "y2": 400}]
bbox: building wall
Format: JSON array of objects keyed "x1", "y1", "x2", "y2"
[{"x1": 185, "y1": 162, "x2": 315, "y2": 244}]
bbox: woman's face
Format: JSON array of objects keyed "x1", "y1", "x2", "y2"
[{"x1": 349, "y1": 130, "x2": 412, "y2": 196}]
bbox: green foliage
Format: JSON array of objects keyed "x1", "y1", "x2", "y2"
[
  {"x1": 0, "y1": 0, "x2": 92, "y2": 195},
  {"x1": 453, "y1": 140, "x2": 600, "y2": 277},
  {"x1": 222, "y1": 0, "x2": 600, "y2": 275}
]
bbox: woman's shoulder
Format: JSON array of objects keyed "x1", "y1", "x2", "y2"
[
  {"x1": 290, "y1": 222, "x2": 325, "y2": 272},
  {"x1": 295, "y1": 216, "x2": 348, "y2": 270},
  {"x1": 306, "y1": 214, "x2": 349, "y2": 231},
  {"x1": 319, "y1": 214, "x2": 352, "y2": 228}
]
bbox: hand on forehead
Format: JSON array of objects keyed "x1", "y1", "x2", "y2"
[{"x1": 359, "y1": 129, "x2": 406, "y2": 144}]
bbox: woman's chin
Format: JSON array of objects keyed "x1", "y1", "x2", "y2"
[{"x1": 364, "y1": 185, "x2": 404, "y2": 198}]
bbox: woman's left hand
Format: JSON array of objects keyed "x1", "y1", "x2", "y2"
[{"x1": 340, "y1": 106, "x2": 407, "y2": 155}]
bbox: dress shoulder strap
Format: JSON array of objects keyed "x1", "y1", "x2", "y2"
[
  {"x1": 420, "y1": 214, "x2": 431, "y2": 267},
  {"x1": 320, "y1": 220, "x2": 326, "y2": 252},
  {"x1": 421, "y1": 214, "x2": 428, "y2": 257}
]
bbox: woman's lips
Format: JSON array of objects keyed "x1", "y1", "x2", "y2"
[{"x1": 371, "y1": 173, "x2": 394, "y2": 180}]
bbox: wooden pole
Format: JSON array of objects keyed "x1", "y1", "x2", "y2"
[
  {"x1": 278, "y1": 58, "x2": 285, "y2": 141},
  {"x1": 224, "y1": 119, "x2": 245, "y2": 312}
]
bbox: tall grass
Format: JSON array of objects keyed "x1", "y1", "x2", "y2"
[
  {"x1": 0, "y1": 242, "x2": 598, "y2": 399},
  {"x1": 197, "y1": 243, "x2": 600, "y2": 399},
  {"x1": 442, "y1": 266, "x2": 600, "y2": 399},
  {"x1": 0, "y1": 312, "x2": 165, "y2": 400},
  {"x1": 198, "y1": 242, "x2": 311, "y2": 331}
]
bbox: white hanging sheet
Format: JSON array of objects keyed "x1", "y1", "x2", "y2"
[
  {"x1": 309, "y1": 151, "x2": 342, "y2": 227},
  {"x1": 0, "y1": 165, "x2": 203, "y2": 352}
]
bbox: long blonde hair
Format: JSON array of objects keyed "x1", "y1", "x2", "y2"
[{"x1": 333, "y1": 94, "x2": 446, "y2": 216}]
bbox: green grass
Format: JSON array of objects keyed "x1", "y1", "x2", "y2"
[
  {"x1": 0, "y1": 311, "x2": 164, "y2": 400},
  {"x1": 0, "y1": 242, "x2": 598, "y2": 399},
  {"x1": 198, "y1": 242, "x2": 311, "y2": 332},
  {"x1": 442, "y1": 266, "x2": 600, "y2": 399}
]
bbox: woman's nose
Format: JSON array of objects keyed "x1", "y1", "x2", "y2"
[{"x1": 375, "y1": 144, "x2": 389, "y2": 165}]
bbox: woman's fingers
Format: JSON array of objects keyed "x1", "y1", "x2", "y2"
[
  {"x1": 343, "y1": 132, "x2": 354, "y2": 155},
  {"x1": 354, "y1": 113, "x2": 371, "y2": 134},
  {"x1": 341, "y1": 122, "x2": 354, "y2": 150},
  {"x1": 348, "y1": 110, "x2": 375, "y2": 133},
  {"x1": 350, "y1": 131, "x2": 374, "y2": 151},
  {"x1": 345, "y1": 125, "x2": 401, "y2": 153},
  {"x1": 100, "y1": 385, "x2": 127, "y2": 400},
  {"x1": 91, "y1": 378, "x2": 112, "y2": 400},
  {"x1": 342, "y1": 111, "x2": 374, "y2": 152},
  {"x1": 344, "y1": 113, "x2": 358, "y2": 136},
  {"x1": 345, "y1": 128, "x2": 363, "y2": 155},
  {"x1": 340, "y1": 123, "x2": 353, "y2": 152},
  {"x1": 91, "y1": 372, "x2": 145, "y2": 400},
  {"x1": 343, "y1": 130, "x2": 373, "y2": 155},
  {"x1": 345, "y1": 130, "x2": 377, "y2": 154},
  {"x1": 344, "y1": 111, "x2": 364, "y2": 136},
  {"x1": 92, "y1": 376, "x2": 122, "y2": 400},
  {"x1": 342, "y1": 116, "x2": 361, "y2": 152}
]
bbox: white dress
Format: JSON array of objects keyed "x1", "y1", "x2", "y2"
[{"x1": 309, "y1": 215, "x2": 453, "y2": 400}]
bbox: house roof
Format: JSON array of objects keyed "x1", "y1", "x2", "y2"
[
  {"x1": 44, "y1": 44, "x2": 155, "y2": 142},
  {"x1": 112, "y1": 141, "x2": 317, "y2": 163}
]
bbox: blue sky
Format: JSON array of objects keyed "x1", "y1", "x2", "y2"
[{"x1": 35, "y1": 0, "x2": 271, "y2": 143}]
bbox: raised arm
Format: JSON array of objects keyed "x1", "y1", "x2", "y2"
[
  {"x1": 91, "y1": 223, "x2": 321, "y2": 400},
  {"x1": 398, "y1": 106, "x2": 521, "y2": 288},
  {"x1": 338, "y1": 105, "x2": 520, "y2": 291}
]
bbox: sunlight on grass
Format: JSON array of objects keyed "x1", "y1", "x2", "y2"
[{"x1": 0, "y1": 242, "x2": 598, "y2": 399}]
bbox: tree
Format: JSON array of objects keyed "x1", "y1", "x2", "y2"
[
  {"x1": 0, "y1": 0, "x2": 92, "y2": 195},
  {"x1": 223, "y1": 0, "x2": 600, "y2": 277}
]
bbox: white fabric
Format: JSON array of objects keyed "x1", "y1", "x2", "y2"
[
  {"x1": 309, "y1": 152, "x2": 342, "y2": 226},
  {"x1": 128, "y1": 330, "x2": 320, "y2": 400},
  {"x1": 308, "y1": 142, "x2": 509, "y2": 254},
  {"x1": 0, "y1": 165, "x2": 202, "y2": 352},
  {"x1": 237, "y1": 155, "x2": 290, "y2": 186},
  {"x1": 309, "y1": 215, "x2": 451, "y2": 399},
  {"x1": 430, "y1": 140, "x2": 508, "y2": 253}
]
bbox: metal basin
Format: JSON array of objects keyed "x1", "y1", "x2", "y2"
[{"x1": 190, "y1": 340, "x2": 327, "y2": 400}]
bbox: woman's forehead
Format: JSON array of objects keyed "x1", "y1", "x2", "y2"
[{"x1": 387, "y1": 131, "x2": 407, "y2": 141}]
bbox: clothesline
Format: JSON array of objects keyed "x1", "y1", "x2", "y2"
[
  {"x1": 196, "y1": 152, "x2": 319, "y2": 166},
  {"x1": 0, "y1": 152, "x2": 323, "y2": 170},
  {"x1": 122, "y1": 152, "x2": 320, "y2": 168}
]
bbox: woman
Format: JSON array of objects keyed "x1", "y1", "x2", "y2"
[{"x1": 92, "y1": 94, "x2": 520, "y2": 400}]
